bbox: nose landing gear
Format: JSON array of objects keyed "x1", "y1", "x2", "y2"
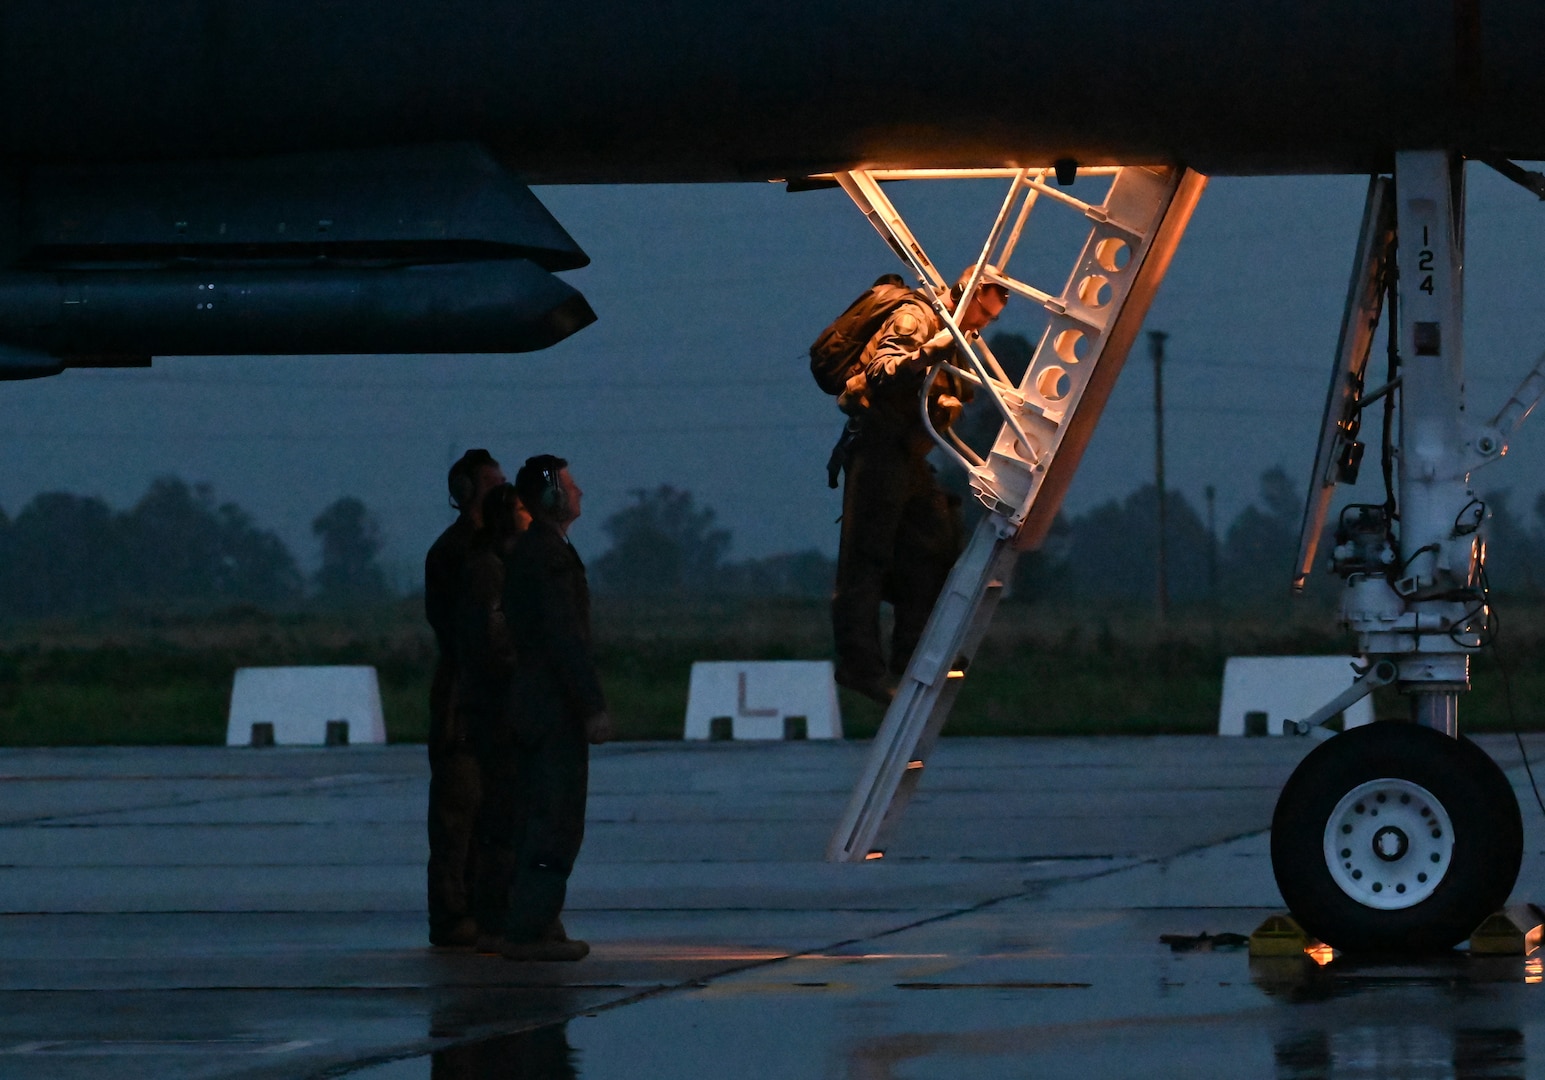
[{"x1": 1273, "y1": 149, "x2": 1545, "y2": 952}]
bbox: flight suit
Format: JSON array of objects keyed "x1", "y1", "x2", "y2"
[
  {"x1": 832, "y1": 296, "x2": 969, "y2": 691},
  {"x1": 454, "y1": 542, "x2": 519, "y2": 933},
  {"x1": 499, "y1": 519, "x2": 606, "y2": 944},
  {"x1": 423, "y1": 515, "x2": 482, "y2": 940}
]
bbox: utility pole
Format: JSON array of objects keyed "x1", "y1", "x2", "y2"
[
  {"x1": 1204, "y1": 484, "x2": 1218, "y2": 602},
  {"x1": 1149, "y1": 330, "x2": 1169, "y2": 622},
  {"x1": 1205, "y1": 483, "x2": 1220, "y2": 655}
]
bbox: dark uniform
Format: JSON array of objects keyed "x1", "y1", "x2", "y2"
[
  {"x1": 832, "y1": 293, "x2": 969, "y2": 692},
  {"x1": 499, "y1": 518, "x2": 606, "y2": 943},
  {"x1": 423, "y1": 516, "x2": 482, "y2": 941},
  {"x1": 454, "y1": 541, "x2": 518, "y2": 933}
]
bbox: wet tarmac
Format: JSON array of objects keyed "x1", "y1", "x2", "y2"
[{"x1": 1, "y1": 735, "x2": 1543, "y2": 1079}]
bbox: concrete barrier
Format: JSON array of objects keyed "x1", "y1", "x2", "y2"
[
  {"x1": 226, "y1": 666, "x2": 386, "y2": 747},
  {"x1": 684, "y1": 661, "x2": 842, "y2": 740},
  {"x1": 1218, "y1": 656, "x2": 1373, "y2": 736}
]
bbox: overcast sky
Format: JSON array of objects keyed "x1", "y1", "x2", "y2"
[{"x1": 0, "y1": 167, "x2": 1543, "y2": 587}]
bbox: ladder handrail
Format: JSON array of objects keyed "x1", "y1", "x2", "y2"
[
  {"x1": 998, "y1": 179, "x2": 1042, "y2": 270},
  {"x1": 918, "y1": 318, "x2": 1039, "y2": 484},
  {"x1": 918, "y1": 361, "x2": 981, "y2": 477}
]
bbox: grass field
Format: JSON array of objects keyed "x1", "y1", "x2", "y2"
[{"x1": 0, "y1": 596, "x2": 1540, "y2": 746}]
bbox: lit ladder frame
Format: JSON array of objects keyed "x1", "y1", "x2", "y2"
[
  {"x1": 831, "y1": 166, "x2": 1204, "y2": 537},
  {"x1": 825, "y1": 164, "x2": 1207, "y2": 863},
  {"x1": 833, "y1": 168, "x2": 1038, "y2": 478}
]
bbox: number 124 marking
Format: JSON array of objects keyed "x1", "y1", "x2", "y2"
[{"x1": 1417, "y1": 226, "x2": 1435, "y2": 295}]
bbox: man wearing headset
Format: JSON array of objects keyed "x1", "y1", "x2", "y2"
[
  {"x1": 831, "y1": 269, "x2": 1008, "y2": 705},
  {"x1": 423, "y1": 448, "x2": 506, "y2": 948},
  {"x1": 493, "y1": 454, "x2": 612, "y2": 962}
]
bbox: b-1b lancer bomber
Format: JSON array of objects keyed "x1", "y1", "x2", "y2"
[{"x1": 3, "y1": 0, "x2": 1545, "y2": 953}]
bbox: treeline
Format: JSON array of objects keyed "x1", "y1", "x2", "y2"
[
  {"x1": 1019, "y1": 467, "x2": 1311, "y2": 608},
  {"x1": 592, "y1": 484, "x2": 835, "y2": 597},
  {"x1": 0, "y1": 478, "x2": 389, "y2": 618},
  {"x1": 593, "y1": 474, "x2": 1545, "y2": 609},
  {"x1": 1019, "y1": 476, "x2": 1545, "y2": 610},
  {"x1": 6, "y1": 469, "x2": 1545, "y2": 620}
]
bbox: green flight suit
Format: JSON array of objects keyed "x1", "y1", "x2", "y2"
[
  {"x1": 455, "y1": 541, "x2": 518, "y2": 933},
  {"x1": 499, "y1": 519, "x2": 606, "y2": 943},
  {"x1": 423, "y1": 515, "x2": 482, "y2": 937},
  {"x1": 833, "y1": 295, "x2": 968, "y2": 687}
]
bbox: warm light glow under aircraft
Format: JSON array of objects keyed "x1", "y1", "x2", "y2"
[{"x1": 4, "y1": 0, "x2": 1544, "y2": 955}]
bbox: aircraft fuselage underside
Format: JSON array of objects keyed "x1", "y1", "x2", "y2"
[{"x1": 1, "y1": 2, "x2": 1545, "y2": 180}]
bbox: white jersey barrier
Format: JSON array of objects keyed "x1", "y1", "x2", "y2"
[
  {"x1": 1218, "y1": 656, "x2": 1374, "y2": 736},
  {"x1": 683, "y1": 661, "x2": 842, "y2": 741},
  {"x1": 226, "y1": 666, "x2": 387, "y2": 747}
]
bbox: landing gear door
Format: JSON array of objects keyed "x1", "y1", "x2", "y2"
[{"x1": 1294, "y1": 176, "x2": 1396, "y2": 591}]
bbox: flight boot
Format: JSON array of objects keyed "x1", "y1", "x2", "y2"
[{"x1": 429, "y1": 915, "x2": 479, "y2": 949}]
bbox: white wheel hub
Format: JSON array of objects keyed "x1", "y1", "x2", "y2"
[{"x1": 1322, "y1": 778, "x2": 1454, "y2": 910}]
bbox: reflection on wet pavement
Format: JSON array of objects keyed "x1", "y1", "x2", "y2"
[
  {"x1": 431, "y1": 1023, "x2": 577, "y2": 1080},
  {"x1": 1273, "y1": 1027, "x2": 1524, "y2": 1080},
  {"x1": 1252, "y1": 951, "x2": 1542, "y2": 1002},
  {"x1": 1257, "y1": 954, "x2": 1533, "y2": 1079},
  {"x1": 355, "y1": 927, "x2": 1544, "y2": 1080}
]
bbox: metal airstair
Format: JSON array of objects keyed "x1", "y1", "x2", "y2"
[{"x1": 826, "y1": 164, "x2": 1207, "y2": 862}]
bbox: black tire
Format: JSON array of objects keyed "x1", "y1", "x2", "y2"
[{"x1": 1271, "y1": 722, "x2": 1522, "y2": 954}]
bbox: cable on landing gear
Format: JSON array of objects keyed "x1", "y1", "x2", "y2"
[
  {"x1": 1380, "y1": 265, "x2": 1400, "y2": 528},
  {"x1": 1482, "y1": 606, "x2": 1545, "y2": 820}
]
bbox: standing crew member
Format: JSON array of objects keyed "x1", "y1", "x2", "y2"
[
  {"x1": 454, "y1": 483, "x2": 530, "y2": 942},
  {"x1": 423, "y1": 448, "x2": 505, "y2": 947},
  {"x1": 496, "y1": 454, "x2": 613, "y2": 962},
  {"x1": 831, "y1": 270, "x2": 1008, "y2": 703}
]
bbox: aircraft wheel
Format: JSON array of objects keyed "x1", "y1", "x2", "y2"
[{"x1": 1270, "y1": 722, "x2": 1521, "y2": 953}]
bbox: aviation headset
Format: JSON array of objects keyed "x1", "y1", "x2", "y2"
[
  {"x1": 950, "y1": 268, "x2": 1009, "y2": 306},
  {"x1": 516, "y1": 454, "x2": 570, "y2": 520},
  {"x1": 448, "y1": 449, "x2": 498, "y2": 513}
]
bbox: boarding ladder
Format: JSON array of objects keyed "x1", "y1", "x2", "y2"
[{"x1": 826, "y1": 164, "x2": 1207, "y2": 862}]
